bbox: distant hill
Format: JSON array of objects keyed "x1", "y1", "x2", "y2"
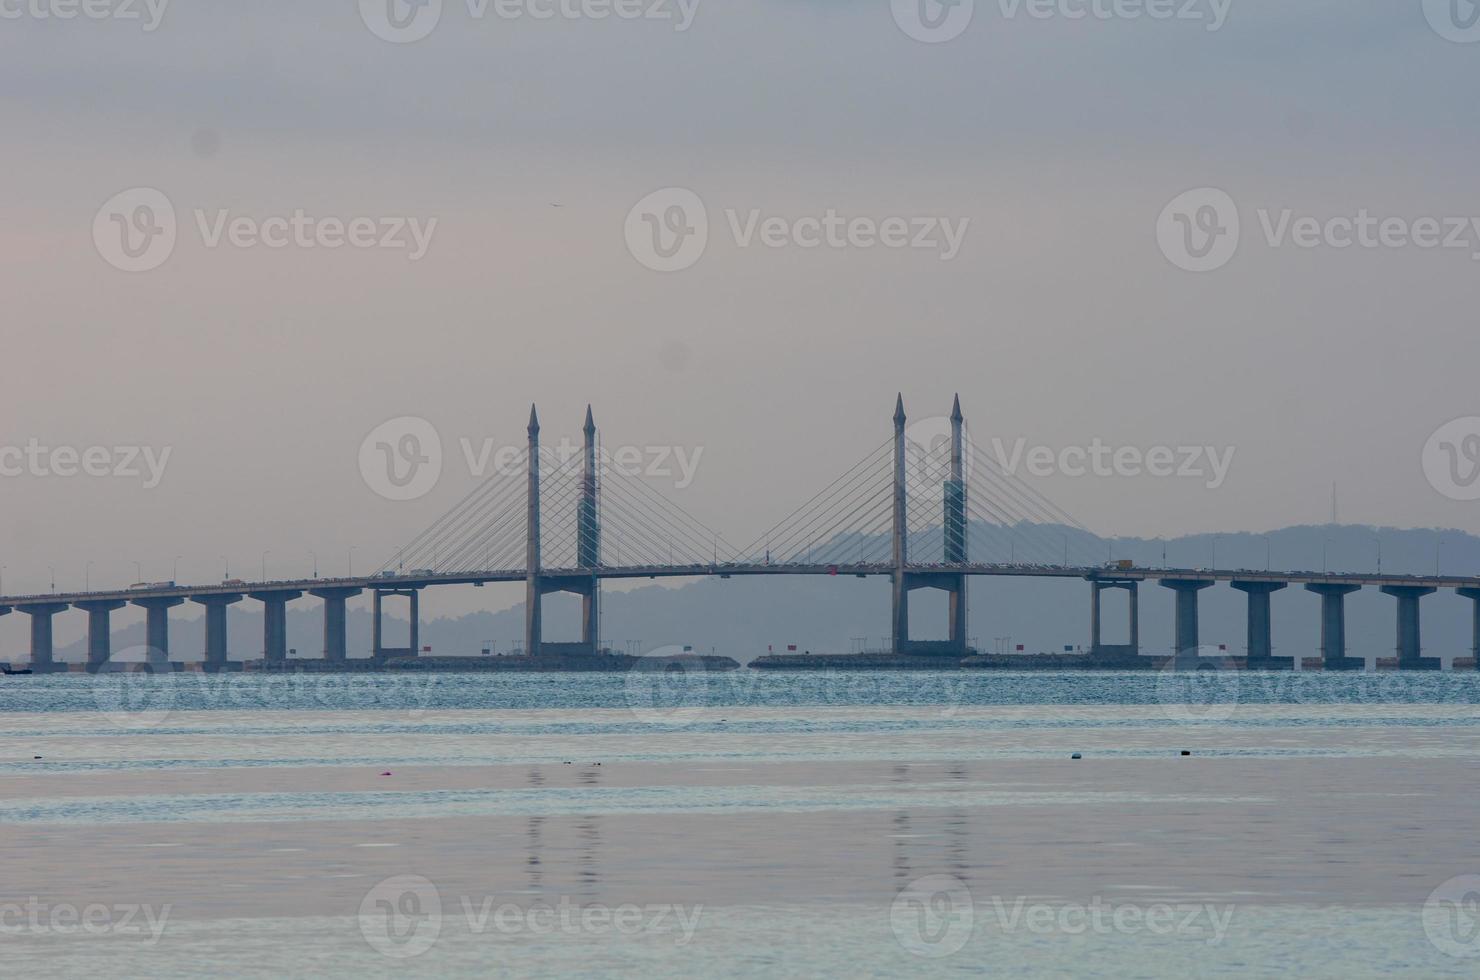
[{"x1": 49, "y1": 523, "x2": 1480, "y2": 669}]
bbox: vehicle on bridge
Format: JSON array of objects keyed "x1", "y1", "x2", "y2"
[{"x1": 128, "y1": 581, "x2": 176, "y2": 590}]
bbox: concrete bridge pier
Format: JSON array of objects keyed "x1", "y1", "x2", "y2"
[
  {"x1": 1458, "y1": 588, "x2": 1480, "y2": 670},
  {"x1": 22, "y1": 604, "x2": 69, "y2": 673},
  {"x1": 372, "y1": 588, "x2": 419, "y2": 660},
  {"x1": 311, "y1": 588, "x2": 362, "y2": 663},
  {"x1": 1380, "y1": 585, "x2": 1440, "y2": 670},
  {"x1": 75, "y1": 599, "x2": 127, "y2": 670},
  {"x1": 249, "y1": 591, "x2": 302, "y2": 665},
  {"x1": 1089, "y1": 580, "x2": 1139, "y2": 662},
  {"x1": 1304, "y1": 584, "x2": 1364, "y2": 671},
  {"x1": 132, "y1": 596, "x2": 184, "y2": 670},
  {"x1": 192, "y1": 594, "x2": 243, "y2": 671},
  {"x1": 894, "y1": 571, "x2": 972, "y2": 657},
  {"x1": 534, "y1": 575, "x2": 602, "y2": 657},
  {"x1": 1230, "y1": 582, "x2": 1290, "y2": 670},
  {"x1": 1159, "y1": 579, "x2": 1213, "y2": 665}
]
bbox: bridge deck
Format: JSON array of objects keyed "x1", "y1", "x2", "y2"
[{"x1": 3, "y1": 564, "x2": 1478, "y2": 608}]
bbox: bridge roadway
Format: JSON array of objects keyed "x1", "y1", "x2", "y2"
[
  {"x1": 0, "y1": 562, "x2": 1478, "y2": 673},
  {"x1": 1, "y1": 562, "x2": 1477, "y2": 608}
]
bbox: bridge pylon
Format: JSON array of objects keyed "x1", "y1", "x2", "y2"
[
  {"x1": 524, "y1": 404, "x2": 602, "y2": 657},
  {"x1": 892, "y1": 394, "x2": 971, "y2": 657}
]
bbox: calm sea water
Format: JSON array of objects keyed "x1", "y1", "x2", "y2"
[{"x1": 1, "y1": 670, "x2": 1477, "y2": 978}]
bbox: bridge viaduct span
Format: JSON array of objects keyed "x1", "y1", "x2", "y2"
[{"x1": 2, "y1": 398, "x2": 1476, "y2": 672}]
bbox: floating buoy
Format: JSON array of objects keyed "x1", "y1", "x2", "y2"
[{"x1": 1071, "y1": 753, "x2": 1082, "y2": 760}]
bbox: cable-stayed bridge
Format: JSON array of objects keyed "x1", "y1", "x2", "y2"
[{"x1": 3, "y1": 397, "x2": 1479, "y2": 672}]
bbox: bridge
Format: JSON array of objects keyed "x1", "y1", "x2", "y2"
[{"x1": 4, "y1": 396, "x2": 1479, "y2": 672}]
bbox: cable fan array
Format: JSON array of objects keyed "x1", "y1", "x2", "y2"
[
  {"x1": 375, "y1": 425, "x2": 1108, "y2": 577},
  {"x1": 739, "y1": 434, "x2": 1107, "y2": 568},
  {"x1": 376, "y1": 444, "x2": 739, "y2": 576}
]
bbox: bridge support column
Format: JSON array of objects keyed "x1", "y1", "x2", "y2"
[
  {"x1": 191, "y1": 594, "x2": 243, "y2": 671},
  {"x1": 1088, "y1": 580, "x2": 1139, "y2": 663},
  {"x1": 1304, "y1": 584, "x2": 1363, "y2": 671},
  {"x1": 248, "y1": 591, "x2": 302, "y2": 665},
  {"x1": 311, "y1": 588, "x2": 362, "y2": 663},
  {"x1": 886, "y1": 396, "x2": 972, "y2": 658},
  {"x1": 371, "y1": 588, "x2": 418, "y2": 660},
  {"x1": 1230, "y1": 582, "x2": 1290, "y2": 670},
  {"x1": 1159, "y1": 579, "x2": 1213, "y2": 665},
  {"x1": 890, "y1": 395, "x2": 910, "y2": 653},
  {"x1": 75, "y1": 599, "x2": 127, "y2": 670},
  {"x1": 535, "y1": 576, "x2": 602, "y2": 657},
  {"x1": 944, "y1": 396, "x2": 968, "y2": 652},
  {"x1": 580, "y1": 406, "x2": 601, "y2": 653},
  {"x1": 1380, "y1": 585, "x2": 1439, "y2": 670},
  {"x1": 132, "y1": 596, "x2": 184, "y2": 670},
  {"x1": 526, "y1": 404, "x2": 543, "y2": 656},
  {"x1": 21, "y1": 604, "x2": 69, "y2": 673},
  {"x1": 1458, "y1": 588, "x2": 1480, "y2": 670}
]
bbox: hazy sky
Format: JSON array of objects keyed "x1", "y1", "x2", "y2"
[{"x1": 3, "y1": 0, "x2": 1479, "y2": 639}]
